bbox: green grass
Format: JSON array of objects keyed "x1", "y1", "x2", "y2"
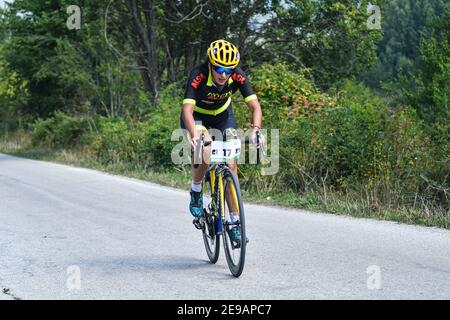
[
  {"x1": 1, "y1": 131, "x2": 448, "y2": 229},
  {"x1": 243, "y1": 188, "x2": 449, "y2": 228}
]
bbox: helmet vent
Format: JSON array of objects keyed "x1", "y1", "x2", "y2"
[{"x1": 208, "y1": 40, "x2": 239, "y2": 68}]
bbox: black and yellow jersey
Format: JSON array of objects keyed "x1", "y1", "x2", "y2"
[{"x1": 183, "y1": 62, "x2": 257, "y2": 116}]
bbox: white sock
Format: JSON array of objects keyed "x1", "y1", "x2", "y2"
[
  {"x1": 230, "y1": 213, "x2": 239, "y2": 223},
  {"x1": 191, "y1": 181, "x2": 202, "y2": 192}
]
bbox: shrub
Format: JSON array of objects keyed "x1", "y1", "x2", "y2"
[
  {"x1": 92, "y1": 83, "x2": 182, "y2": 167},
  {"x1": 31, "y1": 111, "x2": 93, "y2": 148},
  {"x1": 310, "y1": 81, "x2": 389, "y2": 185}
]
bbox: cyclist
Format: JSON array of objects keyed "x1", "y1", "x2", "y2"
[{"x1": 181, "y1": 39, "x2": 263, "y2": 243}]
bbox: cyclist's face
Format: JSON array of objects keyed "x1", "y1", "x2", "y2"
[{"x1": 210, "y1": 64, "x2": 232, "y2": 86}]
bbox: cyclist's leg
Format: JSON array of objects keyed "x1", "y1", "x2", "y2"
[
  {"x1": 209, "y1": 108, "x2": 247, "y2": 242},
  {"x1": 222, "y1": 127, "x2": 246, "y2": 242},
  {"x1": 225, "y1": 162, "x2": 239, "y2": 215},
  {"x1": 213, "y1": 110, "x2": 240, "y2": 215},
  {"x1": 181, "y1": 114, "x2": 212, "y2": 218},
  {"x1": 191, "y1": 124, "x2": 211, "y2": 183},
  {"x1": 180, "y1": 114, "x2": 212, "y2": 181}
]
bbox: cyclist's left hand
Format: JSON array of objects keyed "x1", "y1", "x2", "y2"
[{"x1": 251, "y1": 127, "x2": 265, "y2": 148}]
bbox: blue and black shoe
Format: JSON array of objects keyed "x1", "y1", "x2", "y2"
[
  {"x1": 228, "y1": 226, "x2": 249, "y2": 246},
  {"x1": 189, "y1": 190, "x2": 204, "y2": 218}
]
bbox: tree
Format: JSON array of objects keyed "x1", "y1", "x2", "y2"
[
  {"x1": 1, "y1": 0, "x2": 71, "y2": 116},
  {"x1": 252, "y1": 0, "x2": 385, "y2": 89},
  {"x1": 361, "y1": 0, "x2": 447, "y2": 90},
  {"x1": 161, "y1": 0, "x2": 268, "y2": 79},
  {"x1": 406, "y1": 12, "x2": 449, "y2": 148}
]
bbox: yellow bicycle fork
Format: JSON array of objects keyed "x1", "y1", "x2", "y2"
[{"x1": 206, "y1": 169, "x2": 240, "y2": 219}]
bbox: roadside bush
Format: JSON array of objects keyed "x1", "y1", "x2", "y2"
[
  {"x1": 92, "y1": 83, "x2": 182, "y2": 167},
  {"x1": 238, "y1": 72, "x2": 447, "y2": 214},
  {"x1": 310, "y1": 81, "x2": 389, "y2": 186},
  {"x1": 31, "y1": 111, "x2": 93, "y2": 148},
  {"x1": 237, "y1": 63, "x2": 337, "y2": 192},
  {"x1": 92, "y1": 117, "x2": 139, "y2": 163},
  {"x1": 24, "y1": 64, "x2": 448, "y2": 217},
  {"x1": 234, "y1": 63, "x2": 336, "y2": 127}
]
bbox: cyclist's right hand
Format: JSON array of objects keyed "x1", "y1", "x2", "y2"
[{"x1": 190, "y1": 132, "x2": 200, "y2": 151}]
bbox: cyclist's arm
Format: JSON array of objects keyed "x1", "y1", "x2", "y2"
[
  {"x1": 246, "y1": 97, "x2": 264, "y2": 146},
  {"x1": 183, "y1": 66, "x2": 206, "y2": 148},
  {"x1": 233, "y1": 68, "x2": 262, "y2": 129},
  {"x1": 246, "y1": 97, "x2": 262, "y2": 130},
  {"x1": 182, "y1": 102, "x2": 199, "y2": 149}
]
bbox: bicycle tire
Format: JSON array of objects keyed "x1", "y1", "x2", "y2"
[
  {"x1": 202, "y1": 174, "x2": 220, "y2": 263},
  {"x1": 222, "y1": 169, "x2": 246, "y2": 277}
]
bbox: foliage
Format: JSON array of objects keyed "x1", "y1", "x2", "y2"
[
  {"x1": 85, "y1": 83, "x2": 181, "y2": 167},
  {"x1": 405, "y1": 12, "x2": 450, "y2": 150},
  {"x1": 1, "y1": 1, "x2": 449, "y2": 219},
  {"x1": 361, "y1": 0, "x2": 447, "y2": 90},
  {"x1": 31, "y1": 111, "x2": 93, "y2": 148},
  {"x1": 253, "y1": 0, "x2": 385, "y2": 89},
  {"x1": 0, "y1": 45, "x2": 29, "y2": 132}
]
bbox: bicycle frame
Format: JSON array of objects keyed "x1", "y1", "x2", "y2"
[
  {"x1": 206, "y1": 168, "x2": 242, "y2": 241},
  {"x1": 198, "y1": 131, "x2": 260, "y2": 231},
  {"x1": 196, "y1": 130, "x2": 261, "y2": 276},
  {"x1": 205, "y1": 163, "x2": 226, "y2": 235}
]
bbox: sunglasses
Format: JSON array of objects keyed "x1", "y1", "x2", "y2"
[{"x1": 212, "y1": 65, "x2": 234, "y2": 75}]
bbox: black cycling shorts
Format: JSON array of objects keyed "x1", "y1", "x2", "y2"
[{"x1": 180, "y1": 105, "x2": 238, "y2": 140}]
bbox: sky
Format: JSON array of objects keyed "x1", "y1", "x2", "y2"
[{"x1": 0, "y1": 0, "x2": 14, "y2": 9}]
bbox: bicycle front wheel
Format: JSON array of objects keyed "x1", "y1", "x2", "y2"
[{"x1": 222, "y1": 169, "x2": 246, "y2": 277}]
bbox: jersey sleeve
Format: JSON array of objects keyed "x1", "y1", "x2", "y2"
[
  {"x1": 232, "y1": 67, "x2": 257, "y2": 103},
  {"x1": 183, "y1": 67, "x2": 206, "y2": 105}
]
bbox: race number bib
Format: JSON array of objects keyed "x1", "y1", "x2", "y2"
[{"x1": 210, "y1": 139, "x2": 241, "y2": 163}]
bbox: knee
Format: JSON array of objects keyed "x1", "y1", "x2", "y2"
[{"x1": 227, "y1": 162, "x2": 237, "y2": 172}]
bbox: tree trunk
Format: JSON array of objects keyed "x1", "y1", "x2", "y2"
[
  {"x1": 122, "y1": 0, "x2": 159, "y2": 105},
  {"x1": 184, "y1": 45, "x2": 196, "y2": 76},
  {"x1": 166, "y1": 41, "x2": 176, "y2": 83}
]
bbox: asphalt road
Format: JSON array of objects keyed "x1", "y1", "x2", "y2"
[{"x1": 1, "y1": 153, "x2": 449, "y2": 300}]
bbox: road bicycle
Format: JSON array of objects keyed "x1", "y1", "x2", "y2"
[{"x1": 192, "y1": 129, "x2": 263, "y2": 277}]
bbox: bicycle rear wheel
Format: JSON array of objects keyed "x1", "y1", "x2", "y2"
[
  {"x1": 202, "y1": 173, "x2": 220, "y2": 263},
  {"x1": 222, "y1": 169, "x2": 246, "y2": 277}
]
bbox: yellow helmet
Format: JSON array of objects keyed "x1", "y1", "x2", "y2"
[{"x1": 207, "y1": 39, "x2": 240, "y2": 68}]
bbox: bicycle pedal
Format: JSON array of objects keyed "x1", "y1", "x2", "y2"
[
  {"x1": 192, "y1": 218, "x2": 204, "y2": 230},
  {"x1": 231, "y1": 236, "x2": 249, "y2": 249}
]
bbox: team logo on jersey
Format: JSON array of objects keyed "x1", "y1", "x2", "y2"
[
  {"x1": 207, "y1": 91, "x2": 233, "y2": 100},
  {"x1": 191, "y1": 73, "x2": 206, "y2": 89},
  {"x1": 231, "y1": 73, "x2": 245, "y2": 85}
]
